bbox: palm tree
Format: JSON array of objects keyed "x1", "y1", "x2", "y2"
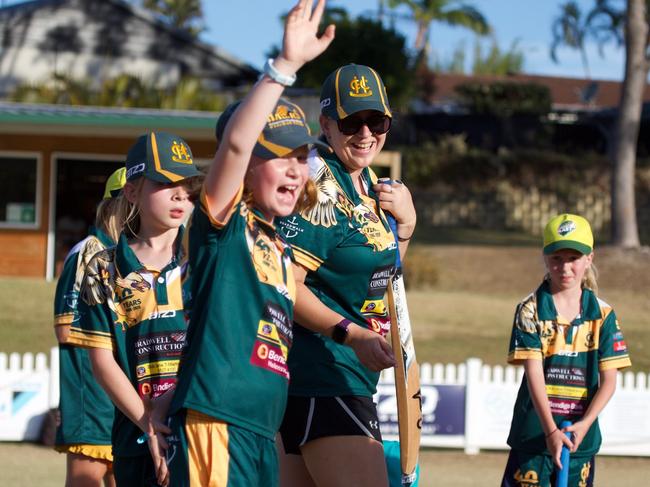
[
  {"x1": 387, "y1": 0, "x2": 490, "y2": 58},
  {"x1": 550, "y1": 1, "x2": 593, "y2": 78},
  {"x1": 141, "y1": 0, "x2": 204, "y2": 37}
]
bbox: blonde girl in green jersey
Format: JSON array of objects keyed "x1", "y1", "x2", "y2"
[
  {"x1": 502, "y1": 214, "x2": 631, "y2": 487},
  {"x1": 54, "y1": 167, "x2": 126, "y2": 487}
]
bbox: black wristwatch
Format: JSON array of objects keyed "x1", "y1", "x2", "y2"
[{"x1": 331, "y1": 318, "x2": 352, "y2": 345}]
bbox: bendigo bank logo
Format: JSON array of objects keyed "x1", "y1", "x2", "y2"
[
  {"x1": 349, "y1": 75, "x2": 373, "y2": 97},
  {"x1": 257, "y1": 343, "x2": 269, "y2": 360},
  {"x1": 171, "y1": 141, "x2": 193, "y2": 164}
]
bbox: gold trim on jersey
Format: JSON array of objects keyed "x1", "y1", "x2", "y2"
[
  {"x1": 508, "y1": 348, "x2": 543, "y2": 364},
  {"x1": 600, "y1": 356, "x2": 632, "y2": 370},
  {"x1": 290, "y1": 245, "x2": 323, "y2": 271},
  {"x1": 54, "y1": 313, "x2": 75, "y2": 326},
  {"x1": 200, "y1": 185, "x2": 244, "y2": 229},
  {"x1": 67, "y1": 327, "x2": 115, "y2": 351}
]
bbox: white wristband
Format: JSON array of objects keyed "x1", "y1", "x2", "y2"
[{"x1": 260, "y1": 58, "x2": 297, "y2": 87}]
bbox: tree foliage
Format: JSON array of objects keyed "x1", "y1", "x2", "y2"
[
  {"x1": 454, "y1": 81, "x2": 551, "y2": 117},
  {"x1": 387, "y1": 0, "x2": 490, "y2": 57},
  {"x1": 471, "y1": 37, "x2": 524, "y2": 75},
  {"x1": 138, "y1": 0, "x2": 204, "y2": 37},
  {"x1": 268, "y1": 8, "x2": 414, "y2": 110},
  {"x1": 10, "y1": 73, "x2": 225, "y2": 111},
  {"x1": 550, "y1": 1, "x2": 595, "y2": 78}
]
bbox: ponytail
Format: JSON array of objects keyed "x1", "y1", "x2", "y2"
[{"x1": 582, "y1": 263, "x2": 598, "y2": 295}]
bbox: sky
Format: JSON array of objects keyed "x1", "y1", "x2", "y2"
[{"x1": 202, "y1": 0, "x2": 626, "y2": 81}]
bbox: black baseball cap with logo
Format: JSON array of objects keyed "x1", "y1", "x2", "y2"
[
  {"x1": 320, "y1": 64, "x2": 392, "y2": 120},
  {"x1": 125, "y1": 132, "x2": 200, "y2": 183},
  {"x1": 215, "y1": 98, "x2": 330, "y2": 160}
]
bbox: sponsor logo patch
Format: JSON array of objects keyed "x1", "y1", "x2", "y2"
[{"x1": 557, "y1": 220, "x2": 576, "y2": 236}]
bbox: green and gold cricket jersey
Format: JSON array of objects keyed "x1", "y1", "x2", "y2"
[
  {"x1": 68, "y1": 230, "x2": 190, "y2": 457},
  {"x1": 54, "y1": 228, "x2": 114, "y2": 448},
  {"x1": 169, "y1": 188, "x2": 296, "y2": 440},
  {"x1": 507, "y1": 280, "x2": 632, "y2": 457},
  {"x1": 277, "y1": 148, "x2": 398, "y2": 398}
]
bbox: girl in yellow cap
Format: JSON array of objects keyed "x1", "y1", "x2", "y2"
[
  {"x1": 502, "y1": 213, "x2": 631, "y2": 487},
  {"x1": 53, "y1": 167, "x2": 126, "y2": 487}
]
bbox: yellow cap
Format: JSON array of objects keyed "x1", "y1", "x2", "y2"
[
  {"x1": 103, "y1": 167, "x2": 127, "y2": 199},
  {"x1": 543, "y1": 213, "x2": 593, "y2": 255}
]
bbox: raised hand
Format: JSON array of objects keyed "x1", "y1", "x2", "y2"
[{"x1": 277, "y1": 0, "x2": 335, "y2": 73}]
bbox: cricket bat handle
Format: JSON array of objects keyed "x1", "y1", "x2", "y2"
[{"x1": 556, "y1": 420, "x2": 572, "y2": 487}]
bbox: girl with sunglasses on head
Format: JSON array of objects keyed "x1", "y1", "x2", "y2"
[{"x1": 276, "y1": 64, "x2": 416, "y2": 487}]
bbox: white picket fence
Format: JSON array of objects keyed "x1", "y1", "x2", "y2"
[{"x1": 2, "y1": 349, "x2": 650, "y2": 456}]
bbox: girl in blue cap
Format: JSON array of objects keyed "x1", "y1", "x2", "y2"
[{"x1": 502, "y1": 213, "x2": 631, "y2": 487}]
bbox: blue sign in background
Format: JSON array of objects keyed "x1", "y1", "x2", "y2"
[{"x1": 375, "y1": 384, "x2": 466, "y2": 437}]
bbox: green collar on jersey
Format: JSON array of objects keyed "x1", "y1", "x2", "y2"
[
  {"x1": 535, "y1": 280, "x2": 602, "y2": 323},
  {"x1": 89, "y1": 225, "x2": 115, "y2": 248},
  {"x1": 114, "y1": 225, "x2": 185, "y2": 276}
]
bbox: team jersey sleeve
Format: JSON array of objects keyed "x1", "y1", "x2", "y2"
[
  {"x1": 53, "y1": 250, "x2": 81, "y2": 333},
  {"x1": 507, "y1": 297, "x2": 543, "y2": 364},
  {"x1": 67, "y1": 295, "x2": 115, "y2": 351},
  {"x1": 598, "y1": 308, "x2": 632, "y2": 370},
  {"x1": 189, "y1": 185, "x2": 246, "y2": 252}
]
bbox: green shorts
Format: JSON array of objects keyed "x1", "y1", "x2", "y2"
[
  {"x1": 167, "y1": 409, "x2": 278, "y2": 487},
  {"x1": 501, "y1": 449, "x2": 595, "y2": 487},
  {"x1": 113, "y1": 453, "x2": 159, "y2": 487}
]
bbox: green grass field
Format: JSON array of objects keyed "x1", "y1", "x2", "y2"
[
  {"x1": 1, "y1": 243, "x2": 648, "y2": 484},
  {"x1": 1, "y1": 442, "x2": 649, "y2": 486},
  {"x1": 3, "y1": 244, "x2": 648, "y2": 369}
]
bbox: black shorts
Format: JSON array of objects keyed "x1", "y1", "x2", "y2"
[{"x1": 279, "y1": 395, "x2": 383, "y2": 455}]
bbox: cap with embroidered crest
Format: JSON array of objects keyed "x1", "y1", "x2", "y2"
[
  {"x1": 543, "y1": 213, "x2": 594, "y2": 255},
  {"x1": 125, "y1": 131, "x2": 200, "y2": 183},
  {"x1": 215, "y1": 98, "x2": 330, "y2": 159},
  {"x1": 319, "y1": 64, "x2": 392, "y2": 121},
  {"x1": 102, "y1": 167, "x2": 127, "y2": 199}
]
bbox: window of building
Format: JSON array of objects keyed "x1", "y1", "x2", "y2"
[{"x1": 0, "y1": 154, "x2": 40, "y2": 228}]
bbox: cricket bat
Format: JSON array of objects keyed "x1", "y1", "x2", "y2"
[
  {"x1": 386, "y1": 213, "x2": 422, "y2": 486},
  {"x1": 556, "y1": 420, "x2": 572, "y2": 487}
]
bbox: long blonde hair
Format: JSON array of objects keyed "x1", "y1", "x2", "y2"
[
  {"x1": 582, "y1": 264, "x2": 598, "y2": 295},
  {"x1": 95, "y1": 194, "x2": 129, "y2": 243}
]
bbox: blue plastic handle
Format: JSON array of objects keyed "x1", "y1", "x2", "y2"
[{"x1": 556, "y1": 420, "x2": 572, "y2": 487}]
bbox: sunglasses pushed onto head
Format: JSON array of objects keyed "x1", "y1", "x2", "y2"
[{"x1": 336, "y1": 113, "x2": 392, "y2": 136}]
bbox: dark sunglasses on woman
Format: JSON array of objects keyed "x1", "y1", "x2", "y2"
[{"x1": 336, "y1": 113, "x2": 392, "y2": 136}]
